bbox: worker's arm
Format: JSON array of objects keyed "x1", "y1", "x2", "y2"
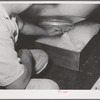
[
  {"x1": 5, "y1": 49, "x2": 34, "y2": 89},
  {"x1": 17, "y1": 17, "x2": 61, "y2": 36}
]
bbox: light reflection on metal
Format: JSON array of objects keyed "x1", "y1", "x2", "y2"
[{"x1": 39, "y1": 16, "x2": 74, "y2": 35}]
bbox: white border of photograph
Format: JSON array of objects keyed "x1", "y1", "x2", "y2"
[{"x1": 0, "y1": 1, "x2": 100, "y2": 99}]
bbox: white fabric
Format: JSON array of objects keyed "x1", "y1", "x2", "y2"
[{"x1": 0, "y1": 4, "x2": 24, "y2": 86}]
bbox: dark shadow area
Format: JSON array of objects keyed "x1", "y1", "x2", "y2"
[{"x1": 87, "y1": 6, "x2": 100, "y2": 23}]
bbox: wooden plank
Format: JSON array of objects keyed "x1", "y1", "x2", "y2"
[{"x1": 33, "y1": 42, "x2": 80, "y2": 71}]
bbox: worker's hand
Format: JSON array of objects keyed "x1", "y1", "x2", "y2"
[
  {"x1": 17, "y1": 19, "x2": 64, "y2": 36},
  {"x1": 18, "y1": 49, "x2": 35, "y2": 69}
]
